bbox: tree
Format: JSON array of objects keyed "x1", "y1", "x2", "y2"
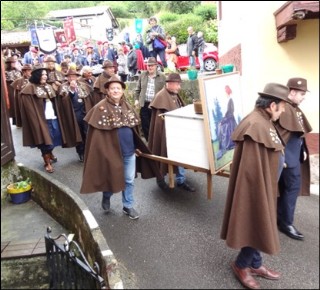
[{"x1": 164, "y1": 1, "x2": 201, "y2": 14}]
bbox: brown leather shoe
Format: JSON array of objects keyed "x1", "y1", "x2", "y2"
[
  {"x1": 250, "y1": 265, "x2": 280, "y2": 280},
  {"x1": 231, "y1": 262, "x2": 260, "y2": 289}
]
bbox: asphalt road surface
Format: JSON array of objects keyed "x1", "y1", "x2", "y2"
[{"x1": 11, "y1": 125, "x2": 319, "y2": 289}]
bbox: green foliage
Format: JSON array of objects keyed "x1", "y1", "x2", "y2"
[
  {"x1": 101, "y1": 2, "x2": 132, "y2": 18},
  {"x1": 164, "y1": 1, "x2": 201, "y2": 14},
  {"x1": 1, "y1": 1, "x2": 219, "y2": 44},
  {"x1": 118, "y1": 19, "x2": 132, "y2": 30},
  {"x1": 163, "y1": 14, "x2": 203, "y2": 44},
  {"x1": 203, "y1": 19, "x2": 218, "y2": 45},
  {"x1": 158, "y1": 12, "x2": 180, "y2": 25},
  {"x1": 11, "y1": 178, "x2": 31, "y2": 190},
  {"x1": 126, "y1": 1, "x2": 154, "y2": 18},
  {"x1": 193, "y1": 3, "x2": 217, "y2": 21},
  {"x1": 1, "y1": 1, "x2": 48, "y2": 29},
  {"x1": 1, "y1": 19, "x2": 14, "y2": 30}
]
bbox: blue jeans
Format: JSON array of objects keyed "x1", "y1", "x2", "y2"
[
  {"x1": 176, "y1": 166, "x2": 186, "y2": 185},
  {"x1": 103, "y1": 154, "x2": 136, "y2": 209},
  {"x1": 189, "y1": 56, "x2": 196, "y2": 67},
  {"x1": 236, "y1": 247, "x2": 262, "y2": 269},
  {"x1": 198, "y1": 53, "x2": 204, "y2": 72}
]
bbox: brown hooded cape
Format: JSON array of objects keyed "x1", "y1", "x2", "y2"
[
  {"x1": 221, "y1": 108, "x2": 285, "y2": 255},
  {"x1": 80, "y1": 97, "x2": 161, "y2": 194},
  {"x1": 275, "y1": 102, "x2": 312, "y2": 196},
  {"x1": 148, "y1": 87, "x2": 185, "y2": 176}
]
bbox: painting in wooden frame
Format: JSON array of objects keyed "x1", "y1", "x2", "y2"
[{"x1": 198, "y1": 72, "x2": 243, "y2": 174}]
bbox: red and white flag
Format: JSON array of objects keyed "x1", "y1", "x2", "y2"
[{"x1": 63, "y1": 18, "x2": 76, "y2": 43}]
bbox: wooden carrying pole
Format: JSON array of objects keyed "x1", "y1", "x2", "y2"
[{"x1": 136, "y1": 150, "x2": 230, "y2": 200}]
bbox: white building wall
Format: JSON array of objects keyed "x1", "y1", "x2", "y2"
[{"x1": 218, "y1": 1, "x2": 319, "y2": 132}]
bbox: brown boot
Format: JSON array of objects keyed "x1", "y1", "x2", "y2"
[
  {"x1": 49, "y1": 152, "x2": 57, "y2": 163},
  {"x1": 43, "y1": 154, "x2": 54, "y2": 173}
]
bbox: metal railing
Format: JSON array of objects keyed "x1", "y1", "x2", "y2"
[{"x1": 45, "y1": 227, "x2": 106, "y2": 289}]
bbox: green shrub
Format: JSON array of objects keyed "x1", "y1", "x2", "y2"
[
  {"x1": 163, "y1": 14, "x2": 203, "y2": 44},
  {"x1": 193, "y1": 4, "x2": 217, "y2": 21}
]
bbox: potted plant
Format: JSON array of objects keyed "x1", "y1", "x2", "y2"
[
  {"x1": 7, "y1": 177, "x2": 32, "y2": 204},
  {"x1": 187, "y1": 66, "x2": 198, "y2": 80},
  {"x1": 215, "y1": 66, "x2": 223, "y2": 75}
]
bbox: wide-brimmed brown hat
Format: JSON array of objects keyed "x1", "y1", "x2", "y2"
[
  {"x1": 166, "y1": 73, "x2": 182, "y2": 83},
  {"x1": 287, "y1": 77, "x2": 309, "y2": 92},
  {"x1": 66, "y1": 69, "x2": 80, "y2": 76},
  {"x1": 145, "y1": 57, "x2": 158, "y2": 66},
  {"x1": 31, "y1": 64, "x2": 49, "y2": 74},
  {"x1": 104, "y1": 76, "x2": 126, "y2": 89},
  {"x1": 44, "y1": 55, "x2": 56, "y2": 63},
  {"x1": 21, "y1": 64, "x2": 33, "y2": 71},
  {"x1": 5, "y1": 57, "x2": 15, "y2": 63},
  {"x1": 258, "y1": 83, "x2": 290, "y2": 103},
  {"x1": 102, "y1": 60, "x2": 115, "y2": 68}
]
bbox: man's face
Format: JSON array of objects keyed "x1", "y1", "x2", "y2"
[
  {"x1": 23, "y1": 69, "x2": 32, "y2": 78},
  {"x1": 105, "y1": 67, "x2": 115, "y2": 75},
  {"x1": 270, "y1": 101, "x2": 286, "y2": 121},
  {"x1": 67, "y1": 75, "x2": 77, "y2": 83},
  {"x1": 147, "y1": 64, "x2": 157, "y2": 74},
  {"x1": 288, "y1": 89, "x2": 306, "y2": 106},
  {"x1": 45, "y1": 61, "x2": 55, "y2": 70},
  {"x1": 166, "y1": 81, "x2": 181, "y2": 94},
  {"x1": 107, "y1": 82, "x2": 123, "y2": 103}
]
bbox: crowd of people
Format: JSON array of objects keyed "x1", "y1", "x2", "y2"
[{"x1": 2, "y1": 15, "x2": 312, "y2": 289}]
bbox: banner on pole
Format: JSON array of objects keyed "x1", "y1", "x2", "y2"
[
  {"x1": 36, "y1": 27, "x2": 57, "y2": 54},
  {"x1": 63, "y1": 18, "x2": 76, "y2": 43},
  {"x1": 135, "y1": 19, "x2": 143, "y2": 34}
]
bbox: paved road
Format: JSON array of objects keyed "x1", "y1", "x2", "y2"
[{"x1": 11, "y1": 125, "x2": 319, "y2": 289}]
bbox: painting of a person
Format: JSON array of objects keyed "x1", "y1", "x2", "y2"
[{"x1": 216, "y1": 85, "x2": 237, "y2": 159}]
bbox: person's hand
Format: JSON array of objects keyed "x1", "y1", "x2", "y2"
[
  {"x1": 134, "y1": 100, "x2": 139, "y2": 107},
  {"x1": 69, "y1": 80, "x2": 77, "y2": 92},
  {"x1": 192, "y1": 50, "x2": 196, "y2": 56}
]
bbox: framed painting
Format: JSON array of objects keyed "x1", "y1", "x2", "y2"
[{"x1": 198, "y1": 72, "x2": 243, "y2": 174}]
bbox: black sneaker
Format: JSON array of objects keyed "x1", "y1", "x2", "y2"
[
  {"x1": 157, "y1": 178, "x2": 169, "y2": 190},
  {"x1": 123, "y1": 207, "x2": 140, "y2": 220},
  {"x1": 177, "y1": 182, "x2": 196, "y2": 192},
  {"x1": 101, "y1": 196, "x2": 110, "y2": 212}
]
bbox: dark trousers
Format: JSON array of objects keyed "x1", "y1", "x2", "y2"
[
  {"x1": 150, "y1": 49, "x2": 167, "y2": 68},
  {"x1": 277, "y1": 165, "x2": 301, "y2": 226},
  {"x1": 236, "y1": 247, "x2": 262, "y2": 269},
  {"x1": 140, "y1": 102, "x2": 152, "y2": 141},
  {"x1": 75, "y1": 119, "x2": 87, "y2": 155}
]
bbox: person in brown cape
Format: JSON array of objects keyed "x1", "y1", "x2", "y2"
[
  {"x1": 5, "y1": 56, "x2": 22, "y2": 125},
  {"x1": 43, "y1": 55, "x2": 65, "y2": 93},
  {"x1": 92, "y1": 60, "x2": 116, "y2": 105},
  {"x1": 80, "y1": 76, "x2": 161, "y2": 220},
  {"x1": 10, "y1": 64, "x2": 33, "y2": 128},
  {"x1": 20, "y1": 65, "x2": 82, "y2": 173},
  {"x1": 57, "y1": 69, "x2": 94, "y2": 162},
  {"x1": 220, "y1": 83, "x2": 290, "y2": 289},
  {"x1": 275, "y1": 78, "x2": 312, "y2": 241},
  {"x1": 148, "y1": 73, "x2": 196, "y2": 192}
]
